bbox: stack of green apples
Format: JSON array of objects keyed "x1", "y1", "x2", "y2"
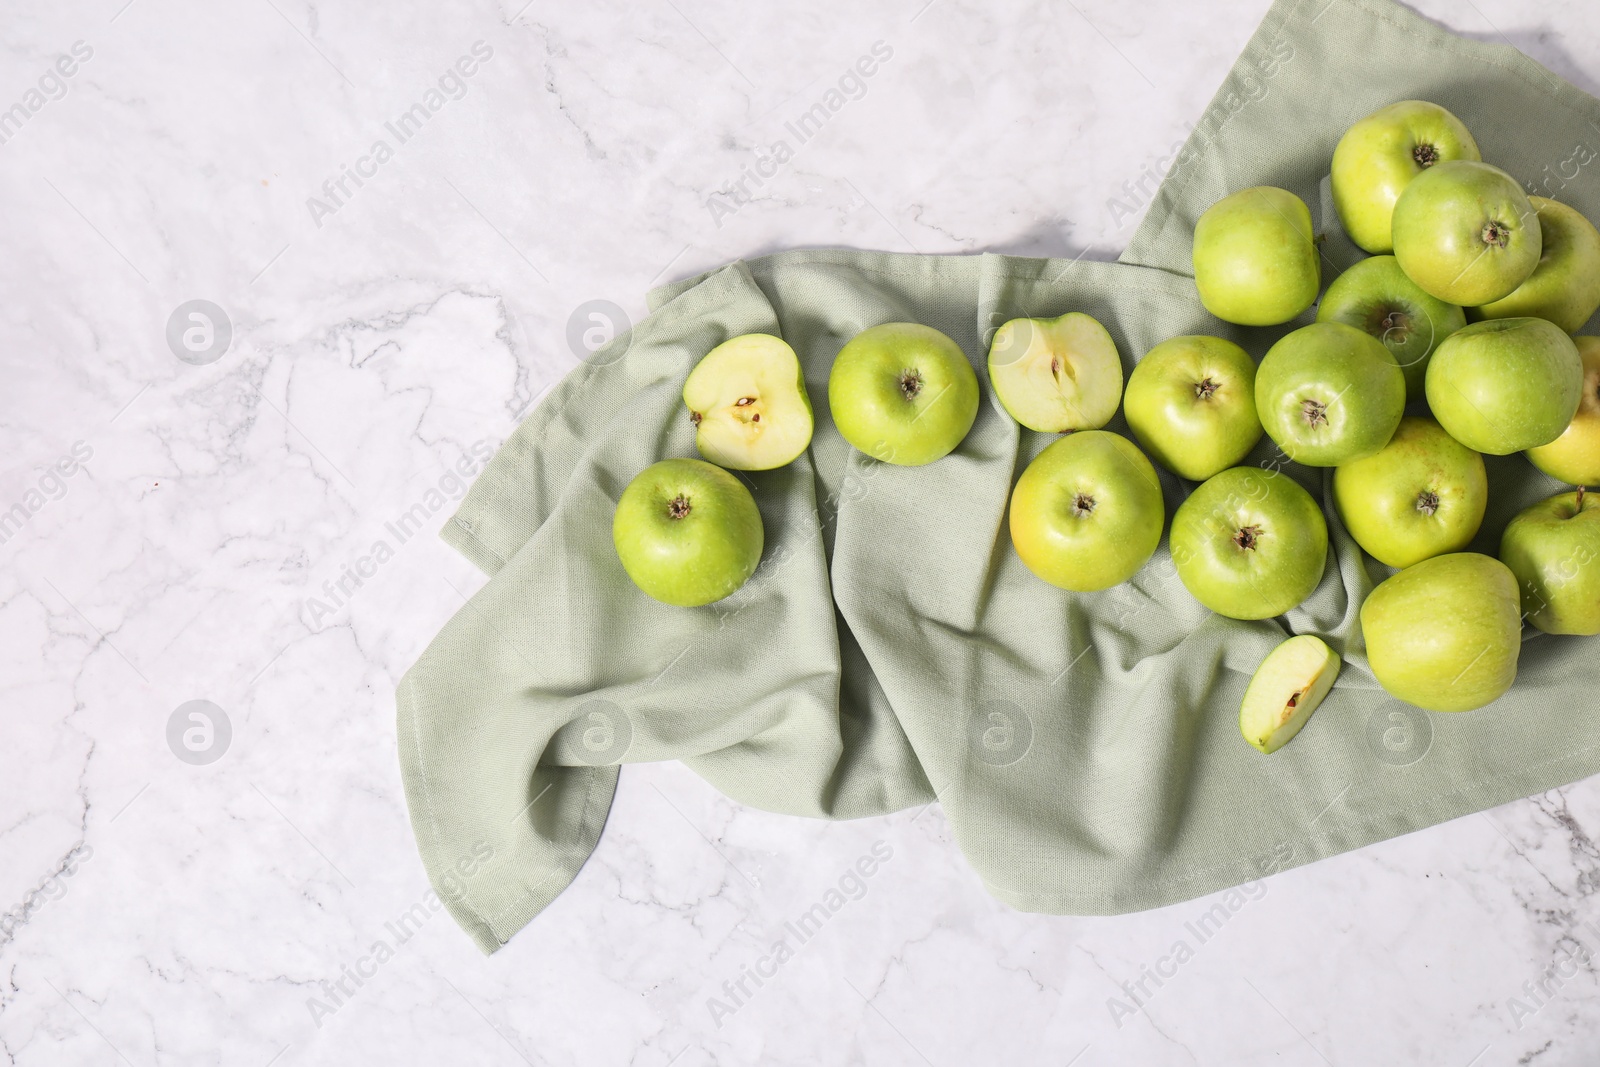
[{"x1": 613, "y1": 97, "x2": 1600, "y2": 761}]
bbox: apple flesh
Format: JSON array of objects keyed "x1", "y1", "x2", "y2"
[
  {"x1": 1123, "y1": 335, "x2": 1262, "y2": 482},
  {"x1": 987, "y1": 312, "x2": 1123, "y2": 433},
  {"x1": 1527, "y1": 336, "x2": 1600, "y2": 485},
  {"x1": 1425, "y1": 317, "x2": 1583, "y2": 455},
  {"x1": 1500, "y1": 488, "x2": 1600, "y2": 635},
  {"x1": 613, "y1": 458, "x2": 764, "y2": 607},
  {"x1": 1333, "y1": 415, "x2": 1487, "y2": 569},
  {"x1": 1255, "y1": 321, "x2": 1405, "y2": 467},
  {"x1": 1192, "y1": 186, "x2": 1321, "y2": 326},
  {"x1": 684, "y1": 333, "x2": 814, "y2": 471},
  {"x1": 1239, "y1": 634, "x2": 1341, "y2": 754},
  {"x1": 1171, "y1": 466, "x2": 1328, "y2": 620},
  {"x1": 828, "y1": 322, "x2": 979, "y2": 466},
  {"x1": 1360, "y1": 552, "x2": 1521, "y2": 712},
  {"x1": 1331, "y1": 100, "x2": 1481, "y2": 254},
  {"x1": 1473, "y1": 197, "x2": 1600, "y2": 333},
  {"x1": 1008, "y1": 430, "x2": 1164, "y2": 592},
  {"x1": 1315, "y1": 254, "x2": 1465, "y2": 400},
  {"x1": 1392, "y1": 160, "x2": 1540, "y2": 306}
]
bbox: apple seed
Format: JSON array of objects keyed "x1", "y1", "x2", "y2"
[{"x1": 667, "y1": 494, "x2": 691, "y2": 520}]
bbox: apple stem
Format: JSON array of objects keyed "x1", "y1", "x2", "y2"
[{"x1": 1579, "y1": 485, "x2": 1587, "y2": 512}]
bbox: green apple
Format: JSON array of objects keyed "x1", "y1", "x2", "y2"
[
  {"x1": 1473, "y1": 197, "x2": 1600, "y2": 332},
  {"x1": 1171, "y1": 466, "x2": 1328, "y2": 620},
  {"x1": 1333, "y1": 416, "x2": 1487, "y2": 568},
  {"x1": 1254, "y1": 321, "x2": 1405, "y2": 467},
  {"x1": 1315, "y1": 255, "x2": 1465, "y2": 399},
  {"x1": 1360, "y1": 552, "x2": 1521, "y2": 712},
  {"x1": 1239, "y1": 634, "x2": 1341, "y2": 754},
  {"x1": 1391, "y1": 160, "x2": 1541, "y2": 306},
  {"x1": 1008, "y1": 430, "x2": 1164, "y2": 592},
  {"x1": 828, "y1": 322, "x2": 979, "y2": 466},
  {"x1": 683, "y1": 333, "x2": 814, "y2": 470},
  {"x1": 1500, "y1": 488, "x2": 1600, "y2": 635},
  {"x1": 1123, "y1": 335, "x2": 1262, "y2": 482},
  {"x1": 987, "y1": 312, "x2": 1123, "y2": 433},
  {"x1": 612, "y1": 458, "x2": 763, "y2": 607},
  {"x1": 1527, "y1": 336, "x2": 1600, "y2": 485},
  {"x1": 1425, "y1": 317, "x2": 1583, "y2": 455},
  {"x1": 1192, "y1": 186, "x2": 1321, "y2": 326},
  {"x1": 1330, "y1": 100, "x2": 1481, "y2": 254}
]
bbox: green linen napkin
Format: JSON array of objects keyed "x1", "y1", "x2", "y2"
[{"x1": 400, "y1": 0, "x2": 1600, "y2": 953}]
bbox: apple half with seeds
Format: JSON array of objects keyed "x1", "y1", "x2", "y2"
[
  {"x1": 1239, "y1": 634, "x2": 1341, "y2": 754},
  {"x1": 987, "y1": 312, "x2": 1123, "y2": 433},
  {"x1": 684, "y1": 333, "x2": 814, "y2": 471}
]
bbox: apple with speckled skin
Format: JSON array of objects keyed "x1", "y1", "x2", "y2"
[
  {"x1": 613, "y1": 458, "x2": 763, "y2": 607},
  {"x1": 1192, "y1": 186, "x2": 1321, "y2": 326},
  {"x1": 1500, "y1": 488, "x2": 1600, "y2": 635},
  {"x1": 1255, "y1": 321, "x2": 1406, "y2": 467},
  {"x1": 1330, "y1": 100, "x2": 1481, "y2": 254},
  {"x1": 1333, "y1": 415, "x2": 1487, "y2": 569},
  {"x1": 1425, "y1": 317, "x2": 1582, "y2": 455},
  {"x1": 1360, "y1": 552, "x2": 1521, "y2": 712},
  {"x1": 1527, "y1": 337, "x2": 1600, "y2": 486},
  {"x1": 1473, "y1": 198, "x2": 1600, "y2": 332},
  {"x1": 829, "y1": 323, "x2": 979, "y2": 466},
  {"x1": 1392, "y1": 160, "x2": 1541, "y2": 306},
  {"x1": 1008, "y1": 430, "x2": 1164, "y2": 592},
  {"x1": 1315, "y1": 255, "x2": 1464, "y2": 400},
  {"x1": 1123, "y1": 335, "x2": 1262, "y2": 482},
  {"x1": 1170, "y1": 466, "x2": 1328, "y2": 620}
]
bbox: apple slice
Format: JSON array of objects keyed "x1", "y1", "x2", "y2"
[
  {"x1": 684, "y1": 334, "x2": 814, "y2": 471},
  {"x1": 1238, "y1": 634, "x2": 1341, "y2": 754},
  {"x1": 987, "y1": 312, "x2": 1123, "y2": 433}
]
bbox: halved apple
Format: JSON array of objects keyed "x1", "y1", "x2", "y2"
[
  {"x1": 1239, "y1": 634, "x2": 1341, "y2": 754},
  {"x1": 987, "y1": 312, "x2": 1123, "y2": 433},
  {"x1": 684, "y1": 333, "x2": 814, "y2": 470}
]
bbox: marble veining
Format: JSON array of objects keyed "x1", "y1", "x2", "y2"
[{"x1": 2, "y1": 0, "x2": 1599, "y2": 1063}]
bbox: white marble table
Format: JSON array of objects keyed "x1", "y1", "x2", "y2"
[{"x1": 4, "y1": 0, "x2": 1600, "y2": 1063}]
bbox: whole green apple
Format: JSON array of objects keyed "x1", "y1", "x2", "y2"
[
  {"x1": 1239, "y1": 634, "x2": 1341, "y2": 754},
  {"x1": 1472, "y1": 197, "x2": 1600, "y2": 332},
  {"x1": 1255, "y1": 321, "x2": 1405, "y2": 466},
  {"x1": 1008, "y1": 430, "x2": 1164, "y2": 592},
  {"x1": 1192, "y1": 186, "x2": 1321, "y2": 326},
  {"x1": 684, "y1": 333, "x2": 814, "y2": 471},
  {"x1": 829, "y1": 322, "x2": 978, "y2": 466},
  {"x1": 1425, "y1": 317, "x2": 1583, "y2": 455},
  {"x1": 613, "y1": 458, "x2": 764, "y2": 607},
  {"x1": 1171, "y1": 466, "x2": 1328, "y2": 620},
  {"x1": 1333, "y1": 415, "x2": 1487, "y2": 568},
  {"x1": 1315, "y1": 254, "x2": 1465, "y2": 400},
  {"x1": 1500, "y1": 488, "x2": 1600, "y2": 635},
  {"x1": 1527, "y1": 336, "x2": 1600, "y2": 485},
  {"x1": 1330, "y1": 100, "x2": 1481, "y2": 254},
  {"x1": 1391, "y1": 160, "x2": 1540, "y2": 306},
  {"x1": 1360, "y1": 552, "x2": 1521, "y2": 712},
  {"x1": 1124, "y1": 335, "x2": 1262, "y2": 482},
  {"x1": 987, "y1": 312, "x2": 1123, "y2": 433}
]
